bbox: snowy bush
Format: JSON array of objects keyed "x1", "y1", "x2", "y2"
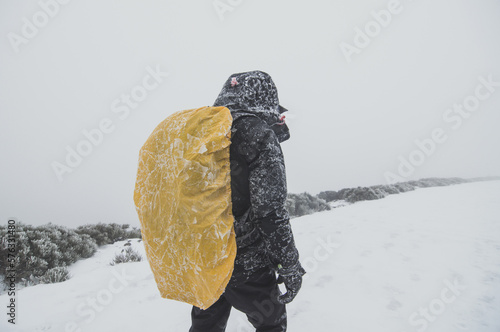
[
  {"x1": 313, "y1": 177, "x2": 476, "y2": 206},
  {"x1": 377, "y1": 184, "x2": 400, "y2": 195},
  {"x1": 76, "y1": 223, "x2": 141, "y2": 246},
  {"x1": 110, "y1": 247, "x2": 143, "y2": 265},
  {"x1": 393, "y1": 182, "x2": 416, "y2": 193},
  {"x1": 20, "y1": 274, "x2": 41, "y2": 288},
  {"x1": 40, "y1": 266, "x2": 71, "y2": 284},
  {"x1": 0, "y1": 222, "x2": 142, "y2": 290},
  {"x1": 0, "y1": 222, "x2": 97, "y2": 288},
  {"x1": 317, "y1": 191, "x2": 339, "y2": 203},
  {"x1": 26, "y1": 256, "x2": 50, "y2": 276},
  {"x1": 415, "y1": 177, "x2": 468, "y2": 188},
  {"x1": 286, "y1": 193, "x2": 331, "y2": 217},
  {"x1": 339, "y1": 187, "x2": 387, "y2": 203}
]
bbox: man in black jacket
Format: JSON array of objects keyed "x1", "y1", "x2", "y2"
[{"x1": 190, "y1": 71, "x2": 305, "y2": 332}]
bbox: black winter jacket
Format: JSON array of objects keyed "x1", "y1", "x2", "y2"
[{"x1": 213, "y1": 71, "x2": 301, "y2": 284}]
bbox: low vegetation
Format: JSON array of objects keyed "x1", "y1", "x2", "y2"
[{"x1": 0, "y1": 222, "x2": 141, "y2": 290}]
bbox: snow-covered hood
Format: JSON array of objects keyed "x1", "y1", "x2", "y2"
[{"x1": 213, "y1": 70, "x2": 290, "y2": 143}]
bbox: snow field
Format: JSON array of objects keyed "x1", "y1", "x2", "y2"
[{"x1": 1, "y1": 181, "x2": 499, "y2": 331}]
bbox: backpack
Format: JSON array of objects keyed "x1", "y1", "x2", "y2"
[{"x1": 133, "y1": 106, "x2": 236, "y2": 309}]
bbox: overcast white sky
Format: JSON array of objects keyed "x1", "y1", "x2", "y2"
[{"x1": 1, "y1": 0, "x2": 499, "y2": 228}]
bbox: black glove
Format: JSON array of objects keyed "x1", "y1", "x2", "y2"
[{"x1": 276, "y1": 262, "x2": 306, "y2": 304}]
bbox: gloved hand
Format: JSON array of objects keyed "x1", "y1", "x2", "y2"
[{"x1": 276, "y1": 262, "x2": 306, "y2": 304}]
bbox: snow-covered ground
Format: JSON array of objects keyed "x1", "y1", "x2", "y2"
[{"x1": 1, "y1": 181, "x2": 499, "y2": 332}]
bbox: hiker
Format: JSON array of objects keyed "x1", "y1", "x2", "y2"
[{"x1": 189, "y1": 71, "x2": 306, "y2": 332}]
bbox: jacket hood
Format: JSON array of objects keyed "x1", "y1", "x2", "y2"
[{"x1": 213, "y1": 70, "x2": 290, "y2": 143}]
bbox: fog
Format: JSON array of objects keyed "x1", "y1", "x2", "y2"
[{"x1": 1, "y1": 0, "x2": 499, "y2": 227}]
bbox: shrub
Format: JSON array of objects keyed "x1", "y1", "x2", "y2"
[
  {"x1": 0, "y1": 222, "x2": 141, "y2": 291},
  {"x1": 110, "y1": 247, "x2": 143, "y2": 265},
  {"x1": 76, "y1": 223, "x2": 141, "y2": 246},
  {"x1": 340, "y1": 187, "x2": 387, "y2": 203},
  {"x1": 0, "y1": 222, "x2": 97, "y2": 287},
  {"x1": 378, "y1": 185, "x2": 400, "y2": 195},
  {"x1": 394, "y1": 182, "x2": 416, "y2": 193},
  {"x1": 317, "y1": 191, "x2": 339, "y2": 203},
  {"x1": 40, "y1": 266, "x2": 71, "y2": 284},
  {"x1": 286, "y1": 192, "x2": 331, "y2": 217},
  {"x1": 313, "y1": 177, "x2": 476, "y2": 206}
]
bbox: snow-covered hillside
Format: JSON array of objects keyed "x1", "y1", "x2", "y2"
[{"x1": 1, "y1": 181, "x2": 499, "y2": 332}]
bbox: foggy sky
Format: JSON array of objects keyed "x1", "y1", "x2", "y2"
[{"x1": 1, "y1": 0, "x2": 499, "y2": 228}]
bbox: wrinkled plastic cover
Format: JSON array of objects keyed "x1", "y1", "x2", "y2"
[{"x1": 134, "y1": 106, "x2": 236, "y2": 309}]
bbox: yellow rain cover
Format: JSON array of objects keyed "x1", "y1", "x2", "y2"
[{"x1": 133, "y1": 106, "x2": 236, "y2": 309}]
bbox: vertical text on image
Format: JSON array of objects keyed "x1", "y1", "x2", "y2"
[{"x1": 5, "y1": 219, "x2": 17, "y2": 325}]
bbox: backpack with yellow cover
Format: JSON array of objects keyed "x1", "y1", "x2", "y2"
[{"x1": 133, "y1": 106, "x2": 236, "y2": 310}]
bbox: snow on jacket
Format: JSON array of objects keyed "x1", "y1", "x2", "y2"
[{"x1": 213, "y1": 70, "x2": 302, "y2": 284}]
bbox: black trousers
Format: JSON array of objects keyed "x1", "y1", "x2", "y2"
[{"x1": 189, "y1": 266, "x2": 287, "y2": 332}]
